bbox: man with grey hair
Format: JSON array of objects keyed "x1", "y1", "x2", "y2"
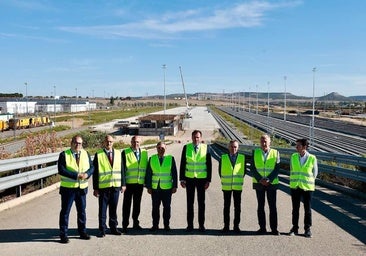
[{"x1": 250, "y1": 134, "x2": 280, "y2": 235}]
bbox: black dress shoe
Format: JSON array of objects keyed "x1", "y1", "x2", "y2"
[
  {"x1": 256, "y1": 228, "x2": 267, "y2": 235},
  {"x1": 221, "y1": 227, "x2": 229, "y2": 233},
  {"x1": 111, "y1": 229, "x2": 122, "y2": 235},
  {"x1": 149, "y1": 226, "x2": 158, "y2": 232},
  {"x1": 79, "y1": 233, "x2": 91, "y2": 240},
  {"x1": 97, "y1": 231, "x2": 106, "y2": 238},
  {"x1": 304, "y1": 229, "x2": 312, "y2": 238},
  {"x1": 133, "y1": 224, "x2": 142, "y2": 230},
  {"x1": 60, "y1": 236, "x2": 69, "y2": 244},
  {"x1": 121, "y1": 227, "x2": 128, "y2": 233},
  {"x1": 233, "y1": 226, "x2": 241, "y2": 233},
  {"x1": 289, "y1": 228, "x2": 298, "y2": 236},
  {"x1": 164, "y1": 226, "x2": 171, "y2": 231},
  {"x1": 271, "y1": 230, "x2": 280, "y2": 236},
  {"x1": 186, "y1": 226, "x2": 193, "y2": 232},
  {"x1": 199, "y1": 226, "x2": 206, "y2": 232}
]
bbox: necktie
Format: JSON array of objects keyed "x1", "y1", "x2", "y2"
[
  {"x1": 75, "y1": 152, "x2": 80, "y2": 166},
  {"x1": 108, "y1": 151, "x2": 113, "y2": 165},
  {"x1": 135, "y1": 151, "x2": 140, "y2": 161},
  {"x1": 231, "y1": 155, "x2": 236, "y2": 165},
  {"x1": 194, "y1": 145, "x2": 198, "y2": 153}
]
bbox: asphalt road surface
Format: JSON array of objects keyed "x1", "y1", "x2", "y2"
[{"x1": 0, "y1": 106, "x2": 365, "y2": 256}]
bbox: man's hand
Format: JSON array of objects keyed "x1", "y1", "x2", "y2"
[{"x1": 180, "y1": 180, "x2": 186, "y2": 188}]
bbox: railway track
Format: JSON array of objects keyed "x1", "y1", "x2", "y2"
[{"x1": 216, "y1": 107, "x2": 366, "y2": 156}]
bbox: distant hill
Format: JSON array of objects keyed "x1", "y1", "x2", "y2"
[{"x1": 317, "y1": 92, "x2": 351, "y2": 101}]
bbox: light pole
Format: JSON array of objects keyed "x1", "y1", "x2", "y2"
[
  {"x1": 24, "y1": 82, "x2": 28, "y2": 115},
  {"x1": 248, "y1": 86, "x2": 251, "y2": 113},
  {"x1": 267, "y1": 81, "x2": 270, "y2": 132},
  {"x1": 310, "y1": 67, "x2": 316, "y2": 148},
  {"x1": 162, "y1": 64, "x2": 166, "y2": 114},
  {"x1": 75, "y1": 87, "x2": 78, "y2": 111},
  {"x1": 53, "y1": 85, "x2": 56, "y2": 125},
  {"x1": 256, "y1": 84, "x2": 259, "y2": 114},
  {"x1": 284, "y1": 76, "x2": 287, "y2": 121}
]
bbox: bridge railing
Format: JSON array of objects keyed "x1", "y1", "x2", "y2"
[
  {"x1": 213, "y1": 142, "x2": 366, "y2": 183},
  {"x1": 1, "y1": 144, "x2": 365, "y2": 199},
  {"x1": 0, "y1": 152, "x2": 59, "y2": 196},
  {"x1": 0, "y1": 143, "x2": 163, "y2": 198}
]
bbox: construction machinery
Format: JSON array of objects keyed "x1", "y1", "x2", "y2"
[{"x1": 179, "y1": 66, "x2": 192, "y2": 118}]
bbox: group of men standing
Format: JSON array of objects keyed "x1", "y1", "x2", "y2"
[{"x1": 57, "y1": 130, "x2": 317, "y2": 244}]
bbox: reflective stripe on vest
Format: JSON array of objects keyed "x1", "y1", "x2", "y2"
[
  {"x1": 124, "y1": 147, "x2": 148, "y2": 184},
  {"x1": 60, "y1": 149, "x2": 90, "y2": 189},
  {"x1": 221, "y1": 154, "x2": 245, "y2": 191},
  {"x1": 185, "y1": 143, "x2": 208, "y2": 179},
  {"x1": 150, "y1": 154, "x2": 173, "y2": 190},
  {"x1": 290, "y1": 153, "x2": 316, "y2": 191},
  {"x1": 97, "y1": 148, "x2": 122, "y2": 188},
  {"x1": 252, "y1": 148, "x2": 279, "y2": 184}
]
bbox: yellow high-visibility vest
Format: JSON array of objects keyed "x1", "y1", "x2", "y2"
[
  {"x1": 60, "y1": 149, "x2": 90, "y2": 189},
  {"x1": 221, "y1": 154, "x2": 245, "y2": 191},
  {"x1": 290, "y1": 153, "x2": 316, "y2": 191},
  {"x1": 252, "y1": 148, "x2": 279, "y2": 184},
  {"x1": 96, "y1": 149, "x2": 122, "y2": 188},
  {"x1": 185, "y1": 143, "x2": 208, "y2": 179},
  {"x1": 124, "y1": 148, "x2": 148, "y2": 184},
  {"x1": 150, "y1": 154, "x2": 173, "y2": 190}
]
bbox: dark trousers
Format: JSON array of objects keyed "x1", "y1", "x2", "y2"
[
  {"x1": 98, "y1": 187, "x2": 120, "y2": 232},
  {"x1": 185, "y1": 178, "x2": 206, "y2": 228},
  {"x1": 291, "y1": 188, "x2": 313, "y2": 231},
  {"x1": 223, "y1": 190, "x2": 242, "y2": 228},
  {"x1": 255, "y1": 188, "x2": 278, "y2": 231},
  {"x1": 122, "y1": 183, "x2": 144, "y2": 228},
  {"x1": 151, "y1": 189, "x2": 172, "y2": 228},
  {"x1": 59, "y1": 187, "x2": 87, "y2": 238}
]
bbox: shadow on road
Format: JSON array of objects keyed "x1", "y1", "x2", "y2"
[{"x1": 278, "y1": 176, "x2": 366, "y2": 245}]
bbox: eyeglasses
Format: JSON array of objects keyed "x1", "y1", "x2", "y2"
[{"x1": 74, "y1": 142, "x2": 83, "y2": 145}]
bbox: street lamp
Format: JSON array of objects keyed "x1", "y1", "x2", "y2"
[
  {"x1": 310, "y1": 67, "x2": 316, "y2": 148},
  {"x1": 248, "y1": 86, "x2": 251, "y2": 113},
  {"x1": 24, "y1": 82, "x2": 28, "y2": 115},
  {"x1": 53, "y1": 85, "x2": 56, "y2": 125},
  {"x1": 267, "y1": 81, "x2": 270, "y2": 132},
  {"x1": 256, "y1": 84, "x2": 259, "y2": 114},
  {"x1": 284, "y1": 76, "x2": 287, "y2": 121},
  {"x1": 162, "y1": 64, "x2": 166, "y2": 114}
]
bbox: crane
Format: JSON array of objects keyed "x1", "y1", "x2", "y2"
[{"x1": 179, "y1": 66, "x2": 192, "y2": 118}]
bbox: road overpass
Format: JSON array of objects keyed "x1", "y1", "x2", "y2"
[{"x1": 0, "y1": 107, "x2": 365, "y2": 256}]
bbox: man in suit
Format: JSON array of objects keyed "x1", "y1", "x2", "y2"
[
  {"x1": 122, "y1": 135, "x2": 148, "y2": 232},
  {"x1": 58, "y1": 135, "x2": 94, "y2": 244},
  {"x1": 93, "y1": 135, "x2": 126, "y2": 237},
  {"x1": 250, "y1": 134, "x2": 280, "y2": 235},
  {"x1": 180, "y1": 130, "x2": 212, "y2": 232},
  {"x1": 145, "y1": 141, "x2": 178, "y2": 231},
  {"x1": 219, "y1": 140, "x2": 246, "y2": 233}
]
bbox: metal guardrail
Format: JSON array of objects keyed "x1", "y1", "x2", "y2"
[
  {"x1": 0, "y1": 153, "x2": 59, "y2": 193},
  {"x1": 0, "y1": 143, "x2": 365, "y2": 198},
  {"x1": 213, "y1": 142, "x2": 366, "y2": 183},
  {"x1": 0, "y1": 143, "x2": 164, "y2": 197}
]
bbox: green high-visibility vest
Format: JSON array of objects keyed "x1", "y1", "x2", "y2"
[
  {"x1": 60, "y1": 149, "x2": 90, "y2": 189},
  {"x1": 221, "y1": 154, "x2": 245, "y2": 191},
  {"x1": 96, "y1": 149, "x2": 122, "y2": 188},
  {"x1": 150, "y1": 154, "x2": 173, "y2": 190},
  {"x1": 124, "y1": 148, "x2": 148, "y2": 185},
  {"x1": 252, "y1": 148, "x2": 279, "y2": 184},
  {"x1": 290, "y1": 153, "x2": 316, "y2": 191},
  {"x1": 185, "y1": 143, "x2": 208, "y2": 179}
]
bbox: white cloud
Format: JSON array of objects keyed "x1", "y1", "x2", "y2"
[{"x1": 58, "y1": 1, "x2": 301, "y2": 39}]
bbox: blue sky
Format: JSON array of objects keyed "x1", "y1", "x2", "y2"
[{"x1": 1, "y1": 0, "x2": 365, "y2": 98}]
